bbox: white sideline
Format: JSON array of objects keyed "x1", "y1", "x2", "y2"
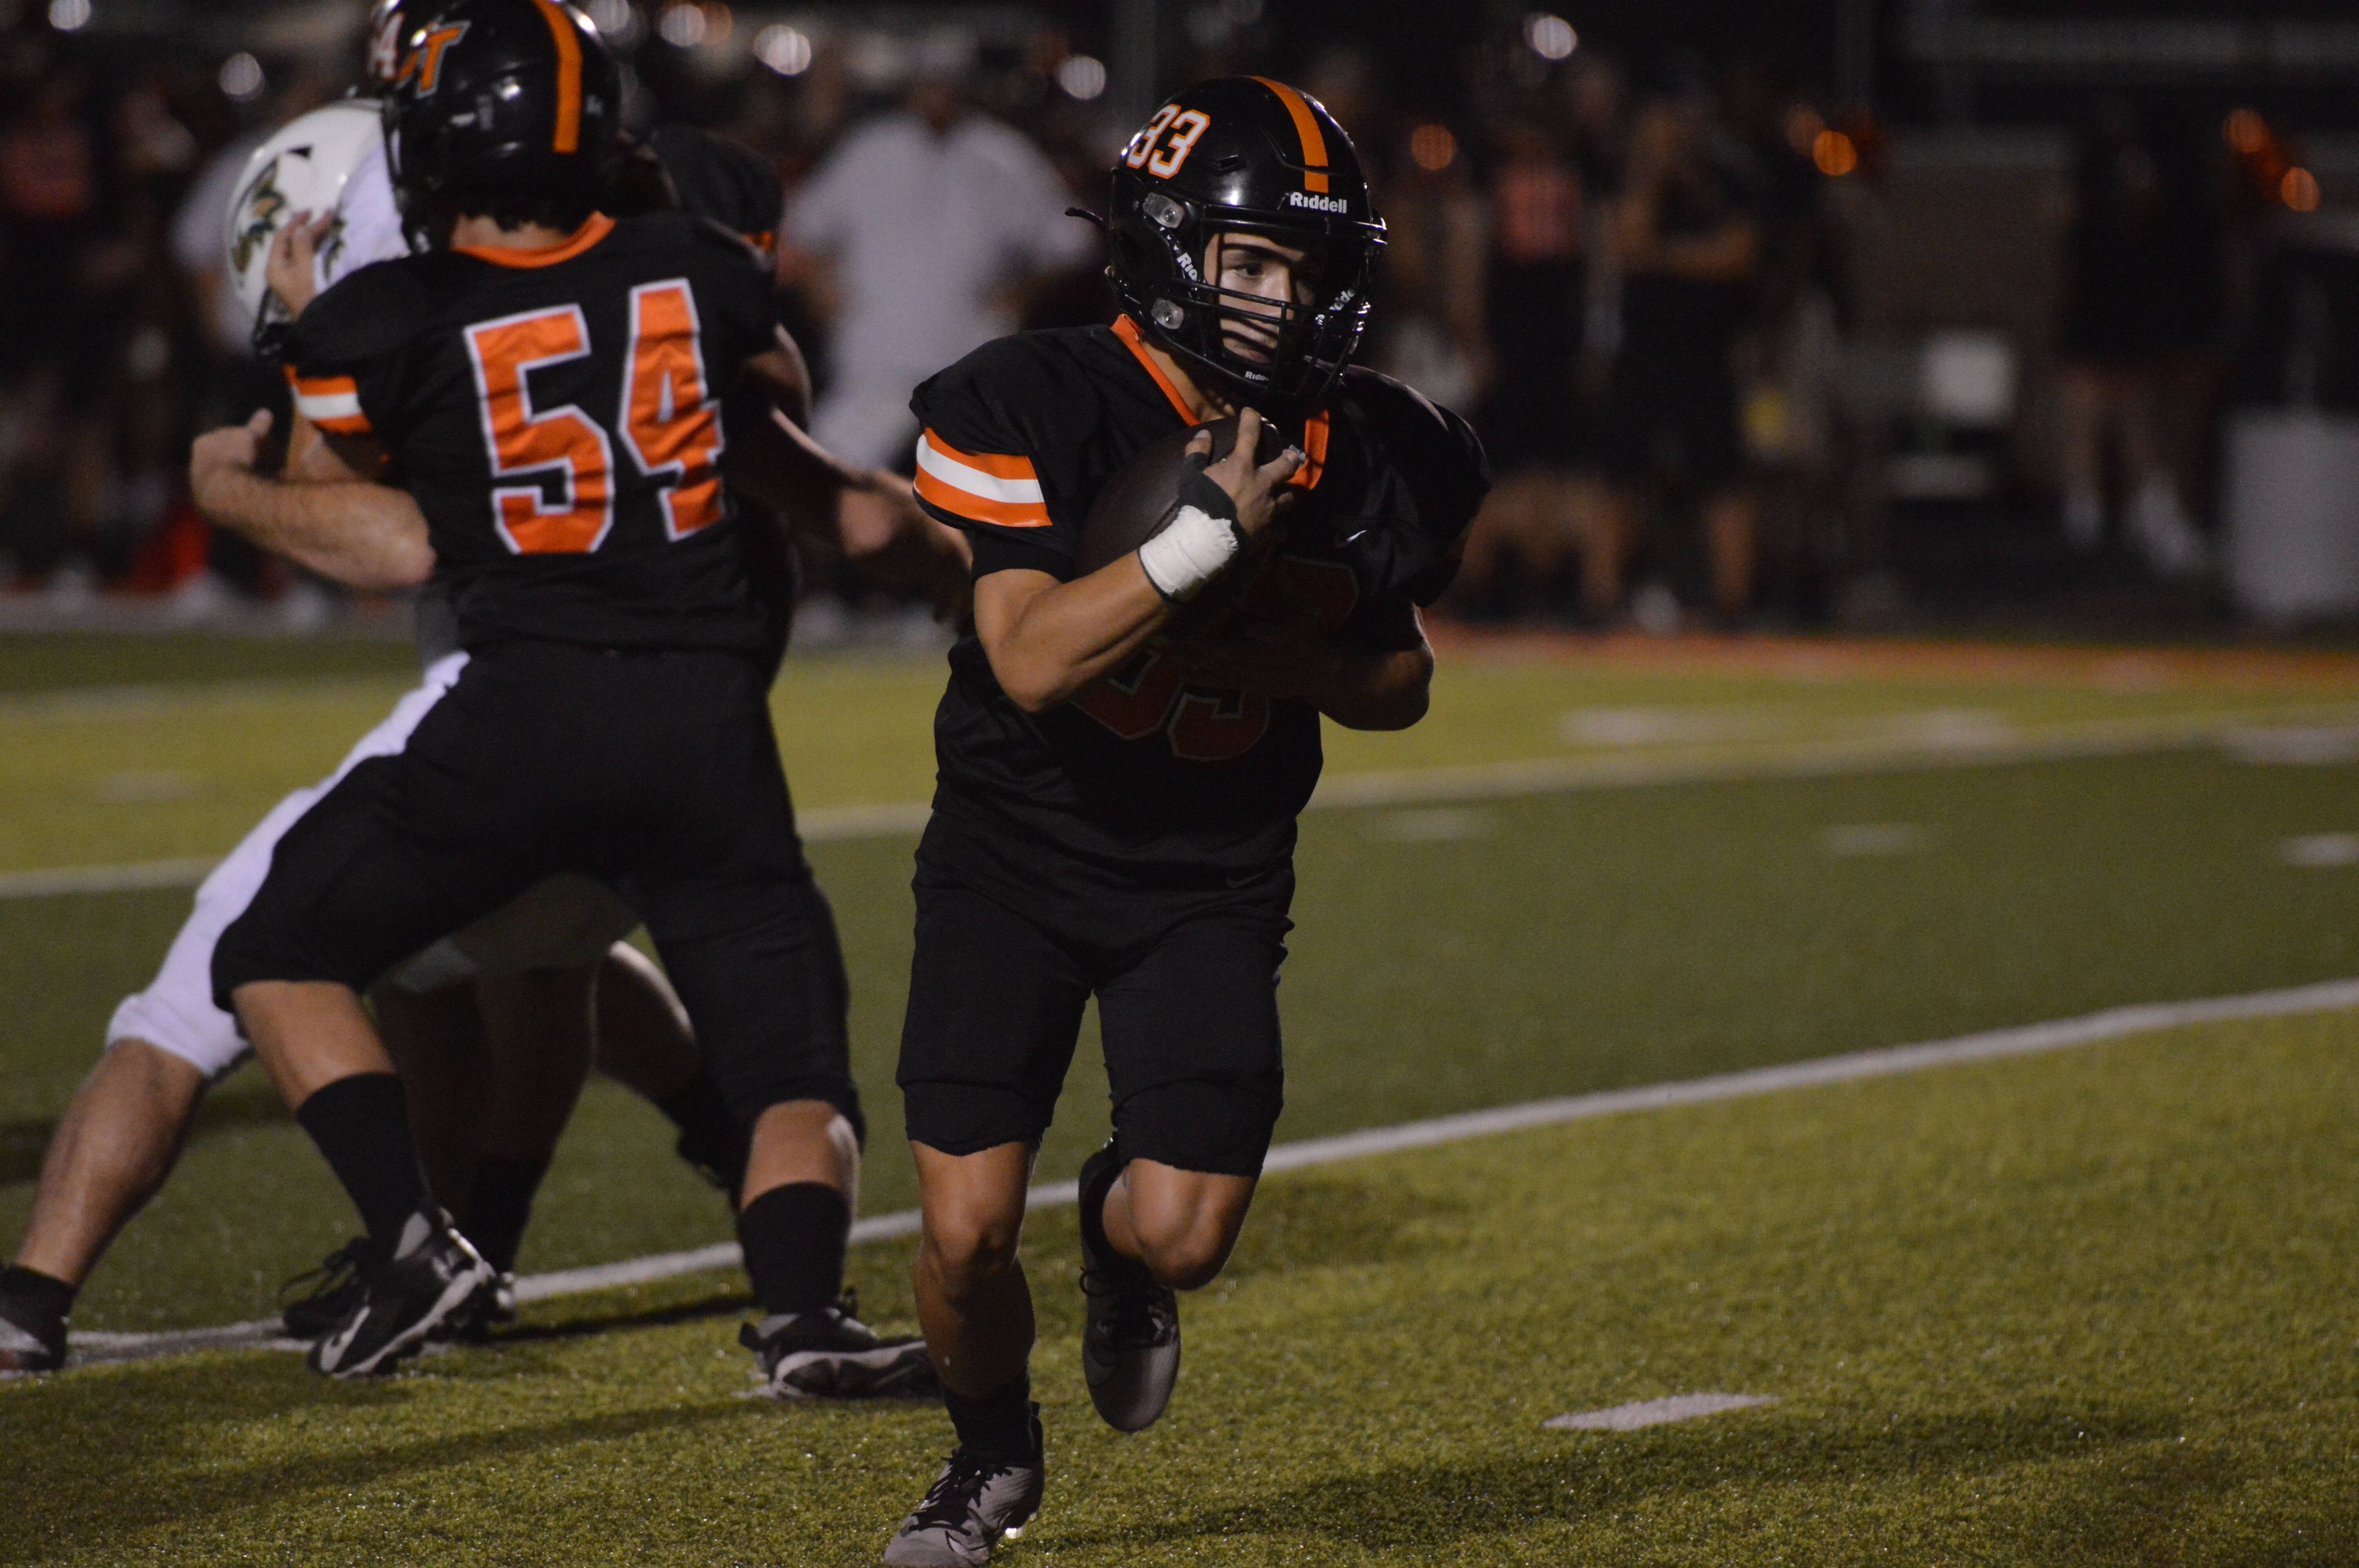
[
  {"x1": 0, "y1": 708, "x2": 2327, "y2": 902},
  {"x1": 53, "y1": 975, "x2": 2359, "y2": 1370}
]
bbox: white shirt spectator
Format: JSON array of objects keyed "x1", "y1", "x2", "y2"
[{"x1": 789, "y1": 107, "x2": 1091, "y2": 469}]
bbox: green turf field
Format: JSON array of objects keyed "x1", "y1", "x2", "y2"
[{"x1": 3, "y1": 633, "x2": 2358, "y2": 1563}]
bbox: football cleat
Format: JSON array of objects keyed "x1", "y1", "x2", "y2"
[
  {"x1": 279, "y1": 1236, "x2": 374, "y2": 1341},
  {"x1": 0, "y1": 1294, "x2": 66, "y2": 1375},
  {"x1": 307, "y1": 1209, "x2": 495, "y2": 1379},
  {"x1": 439, "y1": 1270, "x2": 519, "y2": 1343},
  {"x1": 881, "y1": 1420, "x2": 1046, "y2": 1568},
  {"x1": 1076, "y1": 1141, "x2": 1182, "y2": 1433},
  {"x1": 740, "y1": 1292, "x2": 938, "y2": 1400}
]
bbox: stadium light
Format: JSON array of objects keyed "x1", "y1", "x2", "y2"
[
  {"x1": 2282, "y1": 166, "x2": 2322, "y2": 212},
  {"x1": 1409, "y1": 123, "x2": 1457, "y2": 172},
  {"x1": 656, "y1": 1, "x2": 705, "y2": 48},
  {"x1": 1523, "y1": 12, "x2": 1576, "y2": 62},
  {"x1": 219, "y1": 52, "x2": 266, "y2": 102},
  {"x1": 1813, "y1": 128, "x2": 1859, "y2": 177},
  {"x1": 584, "y1": 0, "x2": 644, "y2": 48},
  {"x1": 47, "y1": 0, "x2": 91, "y2": 31},
  {"x1": 1056, "y1": 53, "x2": 1108, "y2": 100},
  {"x1": 756, "y1": 23, "x2": 813, "y2": 76}
]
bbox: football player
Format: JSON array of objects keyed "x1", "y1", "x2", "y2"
[
  {"x1": 879, "y1": 79, "x2": 1487, "y2": 1563},
  {"x1": 186, "y1": 0, "x2": 935, "y2": 1389},
  {"x1": 0, "y1": 9, "x2": 866, "y2": 1376}
]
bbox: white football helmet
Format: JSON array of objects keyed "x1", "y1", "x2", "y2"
[{"x1": 225, "y1": 100, "x2": 388, "y2": 349}]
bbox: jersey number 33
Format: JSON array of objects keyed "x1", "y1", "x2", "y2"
[{"x1": 463, "y1": 278, "x2": 725, "y2": 555}]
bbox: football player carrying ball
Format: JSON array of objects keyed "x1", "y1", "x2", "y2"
[{"x1": 882, "y1": 76, "x2": 1489, "y2": 1566}]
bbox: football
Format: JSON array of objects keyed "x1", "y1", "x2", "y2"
[{"x1": 1076, "y1": 415, "x2": 1297, "y2": 634}]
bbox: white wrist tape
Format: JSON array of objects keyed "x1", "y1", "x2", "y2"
[{"x1": 1136, "y1": 505, "x2": 1242, "y2": 604}]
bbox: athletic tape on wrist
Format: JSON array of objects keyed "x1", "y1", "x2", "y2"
[{"x1": 1138, "y1": 505, "x2": 1243, "y2": 604}]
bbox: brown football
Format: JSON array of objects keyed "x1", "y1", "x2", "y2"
[
  {"x1": 1076, "y1": 415, "x2": 1293, "y2": 635},
  {"x1": 1074, "y1": 415, "x2": 1288, "y2": 577}
]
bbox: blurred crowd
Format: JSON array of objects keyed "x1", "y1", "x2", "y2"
[{"x1": 0, "y1": 2, "x2": 2326, "y2": 632}]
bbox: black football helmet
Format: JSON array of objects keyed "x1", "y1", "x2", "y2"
[
  {"x1": 382, "y1": 0, "x2": 620, "y2": 235},
  {"x1": 1107, "y1": 77, "x2": 1386, "y2": 416}
]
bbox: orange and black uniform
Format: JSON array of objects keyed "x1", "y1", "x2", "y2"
[
  {"x1": 896, "y1": 317, "x2": 1485, "y2": 1175},
  {"x1": 212, "y1": 211, "x2": 859, "y2": 1134}
]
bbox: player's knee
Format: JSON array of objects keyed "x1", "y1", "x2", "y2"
[
  {"x1": 1130, "y1": 1206, "x2": 1242, "y2": 1292},
  {"x1": 921, "y1": 1196, "x2": 1025, "y2": 1297}
]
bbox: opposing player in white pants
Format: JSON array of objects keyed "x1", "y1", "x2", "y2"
[{"x1": 0, "y1": 651, "x2": 744, "y2": 1371}]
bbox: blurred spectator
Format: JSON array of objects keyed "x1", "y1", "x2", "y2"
[
  {"x1": 782, "y1": 30, "x2": 1091, "y2": 474},
  {"x1": 1595, "y1": 90, "x2": 1762, "y2": 626},
  {"x1": 0, "y1": 63, "x2": 105, "y2": 587},
  {"x1": 2055, "y1": 100, "x2": 2218, "y2": 578},
  {"x1": 1452, "y1": 58, "x2": 1627, "y2": 623}
]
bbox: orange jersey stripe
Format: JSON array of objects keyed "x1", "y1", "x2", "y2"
[
  {"x1": 1250, "y1": 77, "x2": 1332, "y2": 194},
  {"x1": 285, "y1": 370, "x2": 359, "y2": 398},
  {"x1": 914, "y1": 466, "x2": 1052, "y2": 528},
  {"x1": 920, "y1": 431, "x2": 1039, "y2": 484},
  {"x1": 312, "y1": 413, "x2": 373, "y2": 435},
  {"x1": 1291, "y1": 411, "x2": 1329, "y2": 490},
  {"x1": 1111, "y1": 314, "x2": 1198, "y2": 422}
]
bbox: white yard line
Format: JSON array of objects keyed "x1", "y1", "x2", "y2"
[
  {"x1": 9, "y1": 707, "x2": 2350, "y2": 902},
  {"x1": 53, "y1": 975, "x2": 2359, "y2": 1370}
]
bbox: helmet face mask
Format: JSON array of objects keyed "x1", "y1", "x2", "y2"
[{"x1": 1106, "y1": 77, "x2": 1385, "y2": 418}]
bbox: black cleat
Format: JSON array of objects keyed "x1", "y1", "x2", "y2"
[
  {"x1": 439, "y1": 1270, "x2": 518, "y2": 1343},
  {"x1": 0, "y1": 1293, "x2": 65, "y2": 1375},
  {"x1": 882, "y1": 1417, "x2": 1046, "y2": 1567},
  {"x1": 279, "y1": 1236, "x2": 375, "y2": 1341},
  {"x1": 1076, "y1": 1141, "x2": 1180, "y2": 1433},
  {"x1": 741, "y1": 1292, "x2": 938, "y2": 1400},
  {"x1": 307, "y1": 1210, "x2": 495, "y2": 1379}
]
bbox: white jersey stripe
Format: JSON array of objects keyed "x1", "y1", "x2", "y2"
[
  {"x1": 915, "y1": 434, "x2": 1046, "y2": 505},
  {"x1": 293, "y1": 388, "x2": 365, "y2": 424}
]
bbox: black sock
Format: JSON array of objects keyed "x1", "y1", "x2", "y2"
[
  {"x1": 944, "y1": 1376, "x2": 1038, "y2": 1461},
  {"x1": 294, "y1": 1073, "x2": 429, "y2": 1257},
  {"x1": 0, "y1": 1265, "x2": 76, "y2": 1328},
  {"x1": 655, "y1": 1074, "x2": 749, "y2": 1193},
  {"x1": 736, "y1": 1181, "x2": 850, "y2": 1316},
  {"x1": 461, "y1": 1154, "x2": 550, "y2": 1274}
]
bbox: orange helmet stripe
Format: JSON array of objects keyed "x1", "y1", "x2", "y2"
[
  {"x1": 1248, "y1": 76, "x2": 1331, "y2": 194},
  {"x1": 528, "y1": 0, "x2": 583, "y2": 154}
]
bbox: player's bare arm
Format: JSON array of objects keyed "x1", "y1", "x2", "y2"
[
  {"x1": 727, "y1": 333, "x2": 972, "y2": 604},
  {"x1": 975, "y1": 410, "x2": 1302, "y2": 713},
  {"x1": 188, "y1": 409, "x2": 434, "y2": 590}
]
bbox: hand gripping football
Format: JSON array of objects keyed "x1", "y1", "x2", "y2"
[{"x1": 1077, "y1": 415, "x2": 1291, "y2": 632}]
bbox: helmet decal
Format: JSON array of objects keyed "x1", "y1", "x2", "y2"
[
  {"x1": 1144, "y1": 111, "x2": 1211, "y2": 179},
  {"x1": 399, "y1": 22, "x2": 471, "y2": 94},
  {"x1": 1123, "y1": 105, "x2": 1178, "y2": 170},
  {"x1": 1248, "y1": 76, "x2": 1330, "y2": 193},
  {"x1": 526, "y1": 0, "x2": 583, "y2": 154}
]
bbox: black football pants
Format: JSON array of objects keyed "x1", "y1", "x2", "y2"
[{"x1": 213, "y1": 641, "x2": 860, "y2": 1136}]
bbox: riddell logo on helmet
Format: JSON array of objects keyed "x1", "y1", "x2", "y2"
[{"x1": 1285, "y1": 190, "x2": 1350, "y2": 214}]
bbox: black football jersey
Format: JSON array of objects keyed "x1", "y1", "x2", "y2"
[
  {"x1": 286, "y1": 210, "x2": 777, "y2": 653},
  {"x1": 909, "y1": 316, "x2": 1489, "y2": 881},
  {"x1": 644, "y1": 124, "x2": 783, "y2": 254}
]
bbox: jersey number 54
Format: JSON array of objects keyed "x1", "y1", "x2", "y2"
[{"x1": 463, "y1": 278, "x2": 725, "y2": 555}]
